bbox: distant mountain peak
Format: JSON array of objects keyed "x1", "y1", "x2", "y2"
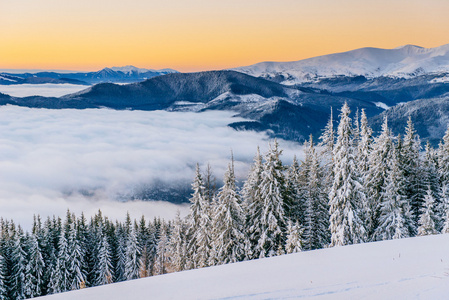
[{"x1": 233, "y1": 43, "x2": 449, "y2": 84}]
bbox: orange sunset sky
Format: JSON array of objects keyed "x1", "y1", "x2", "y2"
[{"x1": 1, "y1": 0, "x2": 449, "y2": 72}]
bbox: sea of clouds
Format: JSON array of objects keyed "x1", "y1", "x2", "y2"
[
  {"x1": 0, "y1": 105, "x2": 303, "y2": 229},
  {"x1": 0, "y1": 83, "x2": 88, "y2": 97}
]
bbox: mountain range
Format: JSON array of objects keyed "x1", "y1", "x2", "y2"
[
  {"x1": 2, "y1": 44, "x2": 449, "y2": 145},
  {"x1": 0, "y1": 66, "x2": 178, "y2": 85}
]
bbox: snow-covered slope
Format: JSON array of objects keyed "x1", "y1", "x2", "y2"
[
  {"x1": 234, "y1": 44, "x2": 449, "y2": 84},
  {"x1": 42, "y1": 234, "x2": 449, "y2": 299}
]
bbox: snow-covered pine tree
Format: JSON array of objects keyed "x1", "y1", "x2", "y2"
[
  {"x1": 256, "y1": 140, "x2": 288, "y2": 257},
  {"x1": 153, "y1": 223, "x2": 170, "y2": 275},
  {"x1": 423, "y1": 142, "x2": 443, "y2": 231},
  {"x1": 284, "y1": 221, "x2": 303, "y2": 254},
  {"x1": 94, "y1": 233, "x2": 113, "y2": 286},
  {"x1": 166, "y1": 211, "x2": 186, "y2": 273},
  {"x1": 67, "y1": 221, "x2": 85, "y2": 290},
  {"x1": 373, "y1": 144, "x2": 412, "y2": 241},
  {"x1": 24, "y1": 233, "x2": 45, "y2": 298},
  {"x1": 285, "y1": 155, "x2": 304, "y2": 224},
  {"x1": 329, "y1": 103, "x2": 366, "y2": 247},
  {"x1": 124, "y1": 227, "x2": 141, "y2": 280},
  {"x1": 365, "y1": 116, "x2": 394, "y2": 238},
  {"x1": 440, "y1": 184, "x2": 449, "y2": 233},
  {"x1": 318, "y1": 107, "x2": 335, "y2": 196},
  {"x1": 9, "y1": 227, "x2": 27, "y2": 299},
  {"x1": 242, "y1": 147, "x2": 264, "y2": 259},
  {"x1": 187, "y1": 164, "x2": 212, "y2": 269},
  {"x1": 401, "y1": 116, "x2": 423, "y2": 229},
  {"x1": 0, "y1": 253, "x2": 6, "y2": 300},
  {"x1": 438, "y1": 125, "x2": 449, "y2": 187},
  {"x1": 211, "y1": 158, "x2": 247, "y2": 265},
  {"x1": 417, "y1": 186, "x2": 438, "y2": 236},
  {"x1": 302, "y1": 136, "x2": 330, "y2": 250},
  {"x1": 357, "y1": 109, "x2": 373, "y2": 231},
  {"x1": 113, "y1": 224, "x2": 127, "y2": 282}
]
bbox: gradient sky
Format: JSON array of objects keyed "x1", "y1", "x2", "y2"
[{"x1": 1, "y1": 0, "x2": 449, "y2": 72}]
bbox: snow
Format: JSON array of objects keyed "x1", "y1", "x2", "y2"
[
  {"x1": 374, "y1": 102, "x2": 390, "y2": 110},
  {"x1": 0, "y1": 75, "x2": 18, "y2": 82},
  {"x1": 0, "y1": 83, "x2": 88, "y2": 97},
  {"x1": 41, "y1": 234, "x2": 449, "y2": 299},
  {"x1": 233, "y1": 43, "x2": 449, "y2": 84}
]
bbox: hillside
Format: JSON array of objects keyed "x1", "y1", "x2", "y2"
[
  {"x1": 42, "y1": 234, "x2": 449, "y2": 299},
  {"x1": 234, "y1": 44, "x2": 449, "y2": 85}
]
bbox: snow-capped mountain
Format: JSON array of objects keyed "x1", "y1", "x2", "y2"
[
  {"x1": 0, "y1": 66, "x2": 179, "y2": 85},
  {"x1": 233, "y1": 44, "x2": 449, "y2": 85},
  {"x1": 110, "y1": 65, "x2": 177, "y2": 75}
]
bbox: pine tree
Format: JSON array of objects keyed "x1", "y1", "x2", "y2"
[
  {"x1": 285, "y1": 221, "x2": 303, "y2": 254},
  {"x1": 0, "y1": 254, "x2": 6, "y2": 300},
  {"x1": 94, "y1": 234, "x2": 113, "y2": 286},
  {"x1": 373, "y1": 145, "x2": 412, "y2": 240},
  {"x1": 67, "y1": 222, "x2": 85, "y2": 290},
  {"x1": 417, "y1": 187, "x2": 438, "y2": 236},
  {"x1": 401, "y1": 117, "x2": 423, "y2": 229},
  {"x1": 187, "y1": 164, "x2": 212, "y2": 268},
  {"x1": 256, "y1": 140, "x2": 288, "y2": 257},
  {"x1": 440, "y1": 185, "x2": 449, "y2": 233},
  {"x1": 166, "y1": 211, "x2": 187, "y2": 273},
  {"x1": 285, "y1": 155, "x2": 304, "y2": 224},
  {"x1": 153, "y1": 223, "x2": 169, "y2": 275},
  {"x1": 423, "y1": 142, "x2": 443, "y2": 230},
  {"x1": 124, "y1": 227, "x2": 141, "y2": 280},
  {"x1": 365, "y1": 116, "x2": 394, "y2": 238},
  {"x1": 24, "y1": 233, "x2": 45, "y2": 298},
  {"x1": 357, "y1": 109, "x2": 373, "y2": 230},
  {"x1": 438, "y1": 125, "x2": 449, "y2": 187},
  {"x1": 242, "y1": 147, "x2": 264, "y2": 259},
  {"x1": 318, "y1": 107, "x2": 335, "y2": 196},
  {"x1": 329, "y1": 103, "x2": 366, "y2": 247},
  {"x1": 301, "y1": 136, "x2": 330, "y2": 250},
  {"x1": 10, "y1": 227, "x2": 27, "y2": 300},
  {"x1": 211, "y1": 158, "x2": 247, "y2": 264}
]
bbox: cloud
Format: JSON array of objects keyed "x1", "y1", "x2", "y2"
[
  {"x1": 0, "y1": 83, "x2": 88, "y2": 97},
  {"x1": 0, "y1": 105, "x2": 303, "y2": 229}
]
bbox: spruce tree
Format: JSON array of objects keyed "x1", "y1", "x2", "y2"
[
  {"x1": 10, "y1": 227, "x2": 27, "y2": 300},
  {"x1": 365, "y1": 116, "x2": 394, "y2": 238},
  {"x1": 187, "y1": 164, "x2": 212, "y2": 268},
  {"x1": 166, "y1": 212, "x2": 187, "y2": 273},
  {"x1": 401, "y1": 117, "x2": 423, "y2": 228},
  {"x1": 285, "y1": 221, "x2": 303, "y2": 254},
  {"x1": 24, "y1": 234, "x2": 45, "y2": 298},
  {"x1": 124, "y1": 227, "x2": 141, "y2": 280},
  {"x1": 256, "y1": 140, "x2": 288, "y2": 257},
  {"x1": 417, "y1": 187, "x2": 438, "y2": 236},
  {"x1": 373, "y1": 145, "x2": 412, "y2": 240},
  {"x1": 329, "y1": 103, "x2": 366, "y2": 247},
  {"x1": 242, "y1": 147, "x2": 264, "y2": 259},
  {"x1": 211, "y1": 158, "x2": 247, "y2": 264}
]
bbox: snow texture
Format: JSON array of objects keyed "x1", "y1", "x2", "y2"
[{"x1": 41, "y1": 234, "x2": 449, "y2": 299}]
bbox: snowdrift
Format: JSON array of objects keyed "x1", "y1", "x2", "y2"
[{"x1": 41, "y1": 234, "x2": 449, "y2": 299}]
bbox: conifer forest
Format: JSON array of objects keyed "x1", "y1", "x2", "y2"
[{"x1": 2, "y1": 102, "x2": 449, "y2": 299}]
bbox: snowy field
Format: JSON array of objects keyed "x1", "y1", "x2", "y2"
[
  {"x1": 0, "y1": 105, "x2": 301, "y2": 228},
  {"x1": 0, "y1": 83, "x2": 88, "y2": 97},
  {"x1": 41, "y1": 234, "x2": 449, "y2": 299}
]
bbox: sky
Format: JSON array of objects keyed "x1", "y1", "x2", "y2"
[
  {"x1": 1, "y1": 0, "x2": 449, "y2": 72},
  {"x1": 0, "y1": 104, "x2": 301, "y2": 229}
]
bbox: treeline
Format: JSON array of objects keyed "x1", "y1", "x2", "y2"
[{"x1": 1, "y1": 102, "x2": 449, "y2": 298}]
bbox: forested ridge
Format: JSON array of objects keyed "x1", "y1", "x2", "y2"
[{"x1": 1, "y1": 102, "x2": 449, "y2": 299}]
